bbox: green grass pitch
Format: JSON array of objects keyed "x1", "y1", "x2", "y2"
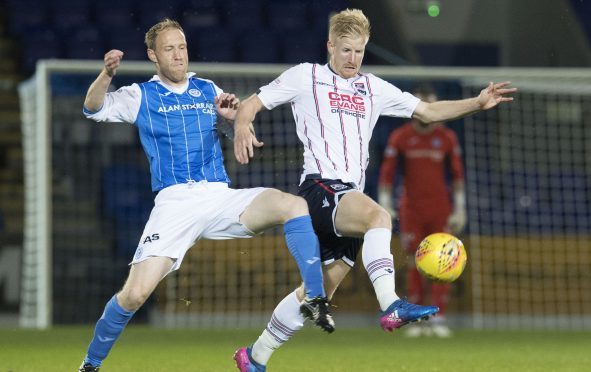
[{"x1": 1, "y1": 326, "x2": 589, "y2": 371}]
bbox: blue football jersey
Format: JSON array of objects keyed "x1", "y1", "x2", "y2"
[
  {"x1": 136, "y1": 77, "x2": 230, "y2": 191},
  {"x1": 84, "y1": 74, "x2": 231, "y2": 192}
]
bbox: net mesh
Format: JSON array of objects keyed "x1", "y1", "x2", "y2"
[{"x1": 463, "y1": 78, "x2": 591, "y2": 328}]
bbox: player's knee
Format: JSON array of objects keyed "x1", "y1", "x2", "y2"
[
  {"x1": 278, "y1": 193, "x2": 309, "y2": 221},
  {"x1": 259, "y1": 190, "x2": 309, "y2": 223},
  {"x1": 118, "y1": 287, "x2": 151, "y2": 311},
  {"x1": 367, "y1": 207, "x2": 391, "y2": 231},
  {"x1": 287, "y1": 195, "x2": 309, "y2": 217}
]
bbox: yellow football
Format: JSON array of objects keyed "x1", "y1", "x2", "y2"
[{"x1": 415, "y1": 232, "x2": 467, "y2": 283}]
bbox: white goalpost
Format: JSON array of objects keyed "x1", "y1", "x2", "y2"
[
  {"x1": 19, "y1": 60, "x2": 591, "y2": 330},
  {"x1": 18, "y1": 74, "x2": 51, "y2": 328}
]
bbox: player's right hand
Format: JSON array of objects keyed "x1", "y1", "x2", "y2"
[
  {"x1": 234, "y1": 123, "x2": 264, "y2": 164},
  {"x1": 103, "y1": 49, "x2": 124, "y2": 77},
  {"x1": 477, "y1": 81, "x2": 517, "y2": 110}
]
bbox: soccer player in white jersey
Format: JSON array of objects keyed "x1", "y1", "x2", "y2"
[
  {"x1": 77, "y1": 19, "x2": 335, "y2": 372},
  {"x1": 232, "y1": 8, "x2": 516, "y2": 371}
]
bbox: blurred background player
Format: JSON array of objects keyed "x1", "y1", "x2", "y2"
[
  {"x1": 78, "y1": 18, "x2": 332, "y2": 372},
  {"x1": 232, "y1": 8, "x2": 515, "y2": 371},
  {"x1": 378, "y1": 86, "x2": 466, "y2": 337}
]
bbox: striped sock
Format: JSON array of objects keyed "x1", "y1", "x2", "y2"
[
  {"x1": 362, "y1": 228, "x2": 399, "y2": 311},
  {"x1": 251, "y1": 290, "x2": 304, "y2": 365}
]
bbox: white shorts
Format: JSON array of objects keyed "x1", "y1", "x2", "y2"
[{"x1": 130, "y1": 181, "x2": 267, "y2": 272}]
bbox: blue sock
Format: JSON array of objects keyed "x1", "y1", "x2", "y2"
[
  {"x1": 84, "y1": 295, "x2": 135, "y2": 367},
  {"x1": 284, "y1": 215, "x2": 325, "y2": 298}
]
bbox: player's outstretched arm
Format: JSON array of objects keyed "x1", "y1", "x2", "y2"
[
  {"x1": 233, "y1": 94, "x2": 265, "y2": 164},
  {"x1": 84, "y1": 49, "x2": 124, "y2": 112},
  {"x1": 413, "y1": 81, "x2": 517, "y2": 124}
]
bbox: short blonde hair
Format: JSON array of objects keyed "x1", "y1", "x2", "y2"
[
  {"x1": 144, "y1": 18, "x2": 184, "y2": 50},
  {"x1": 329, "y1": 9, "x2": 370, "y2": 42}
]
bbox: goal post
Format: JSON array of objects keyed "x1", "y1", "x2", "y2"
[
  {"x1": 19, "y1": 60, "x2": 591, "y2": 330},
  {"x1": 17, "y1": 71, "x2": 52, "y2": 328}
]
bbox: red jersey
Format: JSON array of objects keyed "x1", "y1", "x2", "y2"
[{"x1": 378, "y1": 123, "x2": 464, "y2": 212}]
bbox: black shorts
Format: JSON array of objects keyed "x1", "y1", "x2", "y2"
[{"x1": 298, "y1": 177, "x2": 363, "y2": 267}]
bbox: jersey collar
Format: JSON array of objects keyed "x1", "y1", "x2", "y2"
[
  {"x1": 324, "y1": 63, "x2": 362, "y2": 82},
  {"x1": 323, "y1": 64, "x2": 365, "y2": 92},
  {"x1": 149, "y1": 72, "x2": 195, "y2": 95}
]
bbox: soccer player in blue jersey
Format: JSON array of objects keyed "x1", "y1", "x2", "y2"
[{"x1": 77, "y1": 19, "x2": 333, "y2": 372}]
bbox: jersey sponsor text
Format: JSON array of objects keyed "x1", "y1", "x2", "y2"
[{"x1": 157, "y1": 102, "x2": 214, "y2": 114}]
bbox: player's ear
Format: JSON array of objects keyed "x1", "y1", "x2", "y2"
[
  {"x1": 147, "y1": 49, "x2": 157, "y2": 63},
  {"x1": 327, "y1": 40, "x2": 335, "y2": 58}
]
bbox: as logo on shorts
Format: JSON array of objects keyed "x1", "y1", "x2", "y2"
[{"x1": 143, "y1": 233, "x2": 160, "y2": 244}]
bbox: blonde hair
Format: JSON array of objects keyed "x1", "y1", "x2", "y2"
[
  {"x1": 329, "y1": 9, "x2": 370, "y2": 42},
  {"x1": 144, "y1": 18, "x2": 184, "y2": 50}
]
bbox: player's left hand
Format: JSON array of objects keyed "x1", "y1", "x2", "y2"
[
  {"x1": 477, "y1": 81, "x2": 517, "y2": 110},
  {"x1": 215, "y1": 93, "x2": 240, "y2": 120},
  {"x1": 234, "y1": 123, "x2": 264, "y2": 164},
  {"x1": 446, "y1": 208, "x2": 467, "y2": 234}
]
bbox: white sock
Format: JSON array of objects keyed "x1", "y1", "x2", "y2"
[
  {"x1": 362, "y1": 228, "x2": 399, "y2": 311},
  {"x1": 251, "y1": 290, "x2": 305, "y2": 365}
]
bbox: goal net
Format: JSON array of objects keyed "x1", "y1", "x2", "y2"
[
  {"x1": 462, "y1": 77, "x2": 591, "y2": 329},
  {"x1": 19, "y1": 61, "x2": 591, "y2": 330}
]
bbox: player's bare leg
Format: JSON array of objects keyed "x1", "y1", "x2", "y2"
[
  {"x1": 117, "y1": 257, "x2": 175, "y2": 310},
  {"x1": 336, "y1": 191, "x2": 438, "y2": 330},
  {"x1": 239, "y1": 189, "x2": 309, "y2": 231},
  {"x1": 80, "y1": 257, "x2": 174, "y2": 371},
  {"x1": 240, "y1": 189, "x2": 334, "y2": 333}
]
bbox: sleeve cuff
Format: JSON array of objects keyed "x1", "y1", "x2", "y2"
[{"x1": 82, "y1": 105, "x2": 103, "y2": 116}]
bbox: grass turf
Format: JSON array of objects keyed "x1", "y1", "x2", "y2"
[{"x1": 1, "y1": 326, "x2": 589, "y2": 371}]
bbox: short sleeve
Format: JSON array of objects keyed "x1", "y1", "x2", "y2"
[
  {"x1": 83, "y1": 83, "x2": 142, "y2": 124},
  {"x1": 257, "y1": 64, "x2": 304, "y2": 110},
  {"x1": 376, "y1": 78, "x2": 420, "y2": 118}
]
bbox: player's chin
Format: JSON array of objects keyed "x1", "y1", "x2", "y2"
[
  {"x1": 343, "y1": 68, "x2": 358, "y2": 78},
  {"x1": 171, "y1": 70, "x2": 187, "y2": 81}
]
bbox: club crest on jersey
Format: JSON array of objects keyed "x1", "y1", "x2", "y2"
[
  {"x1": 188, "y1": 89, "x2": 202, "y2": 97},
  {"x1": 330, "y1": 184, "x2": 348, "y2": 191},
  {"x1": 353, "y1": 82, "x2": 367, "y2": 95},
  {"x1": 134, "y1": 246, "x2": 143, "y2": 260},
  {"x1": 431, "y1": 137, "x2": 442, "y2": 148}
]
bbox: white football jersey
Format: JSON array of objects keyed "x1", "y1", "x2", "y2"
[{"x1": 258, "y1": 63, "x2": 420, "y2": 190}]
